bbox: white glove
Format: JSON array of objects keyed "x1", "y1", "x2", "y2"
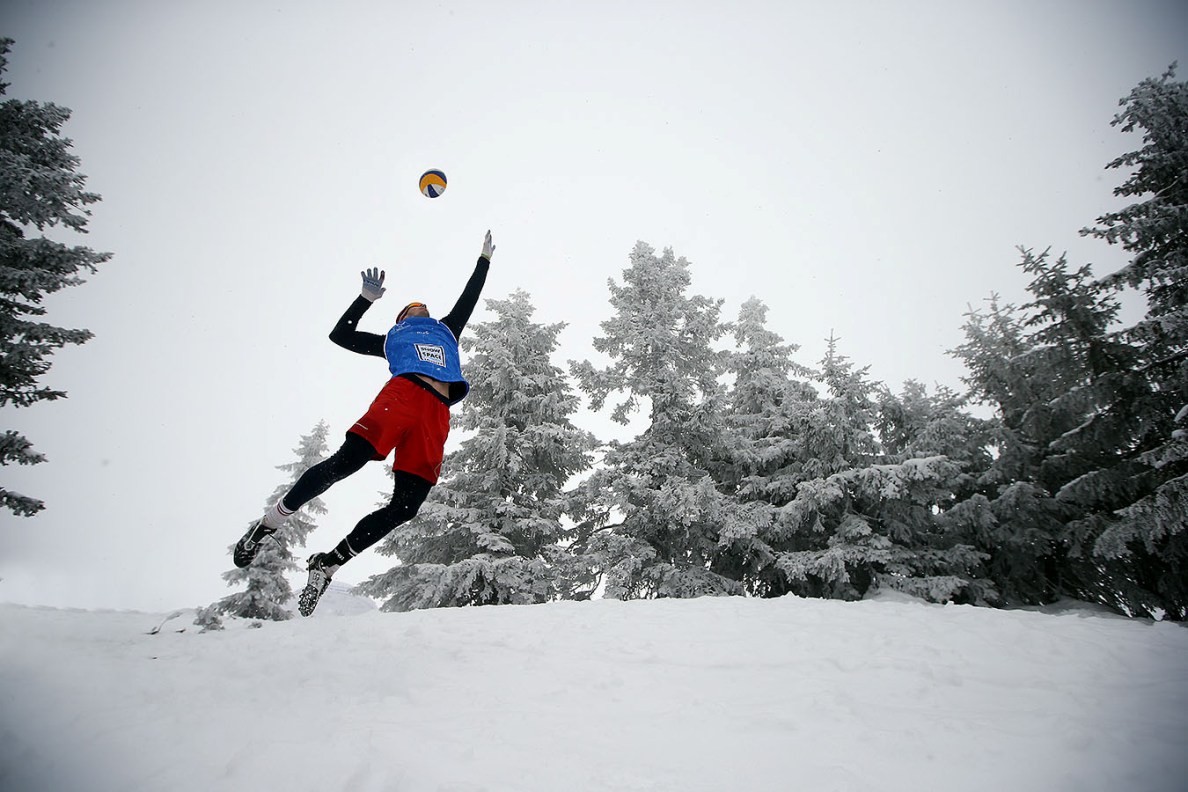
[
  {"x1": 360, "y1": 267, "x2": 386, "y2": 302},
  {"x1": 481, "y1": 230, "x2": 495, "y2": 261}
]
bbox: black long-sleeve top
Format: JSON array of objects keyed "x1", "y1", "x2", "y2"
[{"x1": 329, "y1": 256, "x2": 489, "y2": 402}]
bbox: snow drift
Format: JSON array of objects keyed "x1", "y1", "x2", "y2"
[{"x1": 1, "y1": 592, "x2": 1185, "y2": 792}]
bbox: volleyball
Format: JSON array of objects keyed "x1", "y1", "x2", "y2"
[{"x1": 419, "y1": 169, "x2": 447, "y2": 198}]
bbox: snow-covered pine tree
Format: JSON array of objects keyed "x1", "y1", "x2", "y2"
[
  {"x1": 569, "y1": 241, "x2": 742, "y2": 599},
  {"x1": 1019, "y1": 250, "x2": 1139, "y2": 488},
  {"x1": 1074, "y1": 65, "x2": 1188, "y2": 619},
  {"x1": 0, "y1": 38, "x2": 110, "y2": 517},
  {"x1": 946, "y1": 65, "x2": 1188, "y2": 621},
  {"x1": 768, "y1": 337, "x2": 989, "y2": 603},
  {"x1": 358, "y1": 290, "x2": 595, "y2": 611},
  {"x1": 1085, "y1": 64, "x2": 1187, "y2": 368},
  {"x1": 809, "y1": 334, "x2": 881, "y2": 476},
  {"x1": 876, "y1": 381, "x2": 995, "y2": 477},
  {"x1": 1012, "y1": 250, "x2": 1153, "y2": 608},
  {"x1": 713, "y1": 297, "x2": 821, "y2": 595},
  {"x1": 950, "y1": 240, "x2": 1183, "y2": 616},
  {"x1": 216, "y1": 421, "x2": 330, "y2": 620},
  {"x1": 718, "y1": 298, "x2": 819, "y2": 491},
  {"x1": 950, "y1": 288, "x2": 1082, "y2": 606},
  {"x1": 875, "y1": 379, "x2": 999, "y2": 601}
]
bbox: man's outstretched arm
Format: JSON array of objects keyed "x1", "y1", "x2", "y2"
[
  {"x1": 441, "y1": 231, "x2": 494, "y2": 338},
  {"x1": 329, "y1": 267, "x2": 387, "y2": 357}
]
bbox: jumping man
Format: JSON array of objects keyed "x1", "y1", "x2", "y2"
[{"x1": 233, "y1": 230, "x2": 494, "y2": 616}]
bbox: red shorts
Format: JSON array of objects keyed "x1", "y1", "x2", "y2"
[{"x1": 348, "y1": 377, "x2": 451, "y2": 484}]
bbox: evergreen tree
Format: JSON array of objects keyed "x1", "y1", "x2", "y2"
[
  {"x1": 949, "y1": 289, "x2": 1077, "y2": 606},
  {"x1": 216, "y1": 422, "x2": 330, "y2": 620},
  {"x1": 1084, "y1": 63, "x2": 1187, "y2": 367},
  {"x1": 713, "y1": 297, "x2": 820, "y2": 595},
  {"x1": 569, "y1": 241, "x2": 742, "y2": 599},
  {"x1": 358, "y1": 291, "x2": 595, "y2": 611},
  {"x1": 811, "y1": 334, "x2": 881, "y2": 476},
  {"x1": 768, "y1": 339, "x2": 990, "y2": 604},
  {"x1": 1014, "y1": 249, "x2": 1144, "y2": 606},
  {"x1": 953, "y1": 240, "x2": 1186, "y2": 618},
  {"x1": 947, "y1": 67, "x2": 1188, "y2": 619},
  {"x1": 1074, "y1": 64, "x2": 1188, "y2": 619},
  {"x1": 876, "y1": 381, "x2": 993, "y2": 473},
  {"x1": 0, "y1": 38, "x2": 110, "y2": 516},
  {"x1": 1021, "y1": 250, "x2": 1139, "y2": 489}
]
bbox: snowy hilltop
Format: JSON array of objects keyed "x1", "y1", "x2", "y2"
[{"x1": 1, "y1": 592, "x2": 1185, "y2": 792}]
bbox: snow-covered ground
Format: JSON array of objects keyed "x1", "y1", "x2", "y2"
[{"x1": 1, "y1": 590, "x2": 1185, "y2": 792}]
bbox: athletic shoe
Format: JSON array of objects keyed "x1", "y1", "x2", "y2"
[
  {"x1": 298, "y1": 553, "x2": 334, "y2": 617},
  {"x1": 233, "y1": 519, "x2": 276, "y2": 568}
]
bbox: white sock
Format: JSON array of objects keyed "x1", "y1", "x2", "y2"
[{"x1": 262, "y1": 500, "x2": 295, "y2": 529}]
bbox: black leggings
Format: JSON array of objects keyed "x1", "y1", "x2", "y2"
[{"x1": 282, "y1": 432, "x2": 433, "y2": 558}]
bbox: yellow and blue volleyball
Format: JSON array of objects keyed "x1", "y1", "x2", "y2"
[{"x1": 419, "y1": 169, "x2": 447, "y2": 198}]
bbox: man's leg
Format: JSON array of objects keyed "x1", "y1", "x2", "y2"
[
  {"x1": 327, "y1": 471, "x2": 433, "y2": 564},
  {"x1": 272, "y1": 432, "x2": 377, "y2": 518},
  {"x1": 234, "y1": 433, "x2": 377, "y2": 568},
  {"x1": 298, "y1": 471, "x2": 433, "y2": 616}
]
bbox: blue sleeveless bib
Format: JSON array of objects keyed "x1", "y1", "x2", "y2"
[{"x1": 384, "y1": 317, "x2": 469, "y2": 403}]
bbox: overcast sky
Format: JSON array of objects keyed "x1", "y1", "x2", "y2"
[{"x1": 2, "y1": 0, "x2": 1185, "y2": 611}]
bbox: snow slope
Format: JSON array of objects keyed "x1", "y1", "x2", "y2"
[{"x1": 1, "y1": 592, "x2": 1185, "y2": 792}]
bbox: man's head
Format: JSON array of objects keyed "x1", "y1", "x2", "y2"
[{"x1": 396, "y1": 302, "x2": 429, "y2": 323}]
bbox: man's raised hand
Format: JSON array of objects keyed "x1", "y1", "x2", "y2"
[{"x1": 360, "y1": 267, "x2": 386, "y2": 302}]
